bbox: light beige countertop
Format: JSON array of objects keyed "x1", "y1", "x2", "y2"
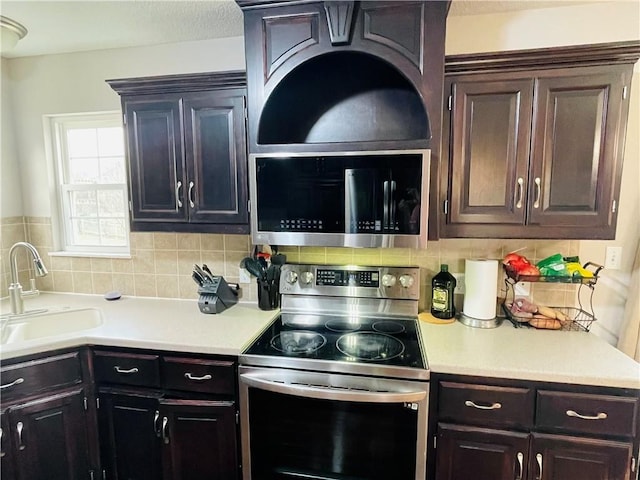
[
  {"x1": 2, "y1": 293, "x2": 638, "y2": 390},
  {"x1": 419, "y1": 319, "x2": 640, "y2": 389},
  {"x1": 0, "y1": 292, "x2": 279, "y2": 361}
]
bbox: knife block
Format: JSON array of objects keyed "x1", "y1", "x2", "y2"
[{"x1": 197, "y1": 276, "x2": 239, "y2": 314}]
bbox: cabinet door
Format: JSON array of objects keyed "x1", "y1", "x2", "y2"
[
  {"x1": 9, "y1": 388, "x2": 90, "y2": 480},
  {"x1": 124, "y1": 95, "x2": 187, "y2": 224},
  {"x1": 528, "y1": 68, "x2": 628, "y2": 235},
  {"x1": 183, "y1": 90, "x2": 248, "y2": 225},
  {"x1": 1, "y1": 410, "x2": 16, "y2": 480},
  {"x1": 98, "y1": 389, "x2": 163, "y2": 480},
  {"x1": 448, "y1": 77, "x2": 534, "y2": 226},
  {"x1": 160, "y1": 399, "x2": 238, "y2": 480},
  {"x1": 436, "y1": 423, "x2": 529, "y2": 480},
  {"x1": 530, "y1": 433, "x2": 632, "y2": 480}
]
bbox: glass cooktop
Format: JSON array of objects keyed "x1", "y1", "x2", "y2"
[{"x1": 244, "y1": 313, "x2": 425, "y2": 370}]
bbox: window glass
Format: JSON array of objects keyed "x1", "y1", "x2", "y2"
[{"x1": 49, "y1": 113, "x2": 129, "y2": 255}]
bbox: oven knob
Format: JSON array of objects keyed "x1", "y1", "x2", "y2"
[
  {"x1": 300, "y1": 271, "x2": 314, "y2": 285},
  {"x1": 381, "y1": 274, "x2": 397, "y2": 287},
  {"x1": 399, "y1": 274, "x2": 415, "y2": 288},
  {"x1": 284, "y1": 270, "x2": 298, "y2": 284}
]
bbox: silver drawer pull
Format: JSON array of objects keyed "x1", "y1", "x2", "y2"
[
  {"x1": 0, "y1": 427, "x2": 4, "y2": 457},
  {"x1": 566, "y1": 409, "x2": 607, "y2": 420},
  {"x1": 114, "y1": 366, "x2": 139, "y2": 375},
  {"x1": 162, "y1": 416, "x2": 169, "y2": 445},
  {"x1": 465, "y1": 400, "x2": 502, "y2": 410},
  {"x1": 535, "y1": 453, "x2": 543, "y2": 480},
  {"x1": 184, "y1": 373, "x2": 212, "y2": 381},
  {"x1": 0, "y1": 377, "x2": 24, "y2": 390},
  {"x1": 16, "y1": 421, "x2": 25, "y2": 450},
  {"x1": 515, "y1": 452, "x2": 524, "y2": 480}
]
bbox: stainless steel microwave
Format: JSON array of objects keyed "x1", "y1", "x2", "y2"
[{"x1": 248, "y1": 150, "x2": 430, "y2": 248}]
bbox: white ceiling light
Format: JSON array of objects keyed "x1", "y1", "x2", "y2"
[{"x1": 1, "y1": 15, "x2": 28, "y2": 54}]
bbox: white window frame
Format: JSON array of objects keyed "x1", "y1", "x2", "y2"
[{"x1": 47, "y1": 112, "x2": 130, "y2": 256}]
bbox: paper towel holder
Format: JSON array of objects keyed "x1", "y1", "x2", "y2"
[{"x1": 458, "y1": 312, "x2": 503, "y2": 328}]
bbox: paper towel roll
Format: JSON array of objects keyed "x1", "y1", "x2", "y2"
[{"x1": 463, "y1": 259, "x2": 499, "y2": 320}]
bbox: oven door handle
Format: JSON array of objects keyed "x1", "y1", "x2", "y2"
[{"x1": 240, "y1": 372, "x2": 427, "y2": 404}]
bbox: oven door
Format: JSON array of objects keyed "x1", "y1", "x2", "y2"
[{"x1": 239, "y1": 366, "x2": 429, "y2": 480}]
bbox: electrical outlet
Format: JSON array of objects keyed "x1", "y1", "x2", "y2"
[
  {"x1": 239, "y1": 267, "x2": 252, "y2": 284},
  {"x1": 605, "y1": 246, "x2": 622, "y2": 270},
  {"x1": 514, "y1": 282, "x2": 531, "y2": 297},
  {"x1": 452, "y1": 273, "x2": 465, "y2": 294}
]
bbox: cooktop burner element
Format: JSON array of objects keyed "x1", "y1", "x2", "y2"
[
  {"x1": 241, "y1": 264, "x2": 427, "y2": 380},
  {"x1": 325, "y1": 319, "x2": 361, "y2": 332},
  {"x1": 270, "y1": 331, "x2": 327, "y2": 354},
  {"x1": 372, "y1": 320, "x2": 406, "y2": 334},
  {"x1": 336, "y1": 332, "x2": 405, "y2": 361}
]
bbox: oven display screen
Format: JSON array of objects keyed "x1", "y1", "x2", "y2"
[{"x1": 316, "y1": 269, "x2": 379, "y2": 287}]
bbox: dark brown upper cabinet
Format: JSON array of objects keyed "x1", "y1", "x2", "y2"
[
  {"x1": 236, "y1": 0, "x2": 450, "y2": 153},
  {"x1": 440, "y1": 41, "x2": 640, "y2": 240},
  {"x1": 107, "y1": 72, "x2": 249, "y2": 234}
]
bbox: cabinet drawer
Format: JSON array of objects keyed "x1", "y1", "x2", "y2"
[
  {"x1": 94, "y1": 351, "x2": 161, "y2": 388},
  {"x1": 163, "y1": 357, "x2": 235, "y2": 395},
  {"x1": 536, "y1": 390, "x2": 638, "y2": 437},
  {"x1": 0, "y1": 351, "x2": 83, "y2": 402},
  {"x1": 438, "y1": 381, "x2": 534, "y2": 429}
]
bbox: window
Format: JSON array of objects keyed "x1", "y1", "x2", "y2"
[{"x1": 49, "y1": 113, "x2": 129, "y2": 255}]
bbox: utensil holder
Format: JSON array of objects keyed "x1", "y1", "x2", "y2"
[{"x1": 257, "y1": 278, "x2": 280, "y2": 310}]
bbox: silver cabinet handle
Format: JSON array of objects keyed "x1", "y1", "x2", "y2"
[
  {"x1": 153, "y1": 410, "x2": 161, "y2": 438},
  {"x1": 566, "y1": 409, "x2": 607, "y2": 420},
  {"x1": 515, "y1": 177, "x2": 524, "y2": 209},
  {"x1": 16, "y1": 421, "x2": 25, "y2": 451},
  {"x1": 176, "y1": 181, "x2": 183, "y2": 208},
  {"x1": 465, "y1": 400, "x2": 502, "y2": 410},
  {"x1": 114, "y1": 366, "x2": 139, "y2": 375},
  {"x1": 1, "y1": 377, "x2": 24, "y2": 390},
  {"x1": 515, "y1": 452, "x2": 524, "y2": 480},
  {"x1": 533, "y1": 177, "x2": 541, "y2": 208},
  {"x1": 161, "y1": 416, "x2": 169, "y2": 445},
  {"x1": 0, "y1": 427, "x2": 4, "y2": 457},
  {"x1": 184, "y1": 372, "x2": 212, "y2": 382},
  {"x1": 188, "y1": 181, "x2": 195, "y2": 208},
  {"x1": 535, "y1": 453, "x2": 543, "y2": 480}
]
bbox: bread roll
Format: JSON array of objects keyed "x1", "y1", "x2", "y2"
[{"x1": 529, "y1": 317, "x2": 562, "y2": 330}]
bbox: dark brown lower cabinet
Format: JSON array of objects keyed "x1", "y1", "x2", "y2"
[
  {"x1": 436, "y1": 424, "x2": 529, "y2": 480},
  {"x1": 430, "y1": 375, "x2": 639, "y2": 480},
  {"x1": 161, "y1": 400, "x2": 237, "y2": 480},
  {"x1": 531, "y1": 433, "x2": 632, "y2": 480},
  {"x1": 436, "y1": 424, "x2": 633, "y2": 480},
  {"x1": 98, "y1": 389, "x2": 238, "y2": 480},
  {"x1": 98, "y1": 390, "x2": 163, "y2": 480},
  {"x1": 2, "y1": 388, "x2": 91, "y2": 480}
]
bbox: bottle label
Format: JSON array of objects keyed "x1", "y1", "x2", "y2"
[{"x1": 432, "y1": 287, "x2": 449, "y2": 312}]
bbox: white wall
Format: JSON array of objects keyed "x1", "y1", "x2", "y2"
[
  {"x1": 446, "y1": 1, "x2": 640, "y2": 345},
  {"x1": 1, "y1": 57, "x2": 24, "y2": 217},
  {"x1": 5, "y1": 36, "x2": 245, "y2": 217}
]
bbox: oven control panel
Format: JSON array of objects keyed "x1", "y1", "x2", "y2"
[
  {"x1": 316, "y1": 269, "x2": 379, "y2": 287},
  {"x1": 279, "y1": 264, "x2": 420, "y2": 300}
]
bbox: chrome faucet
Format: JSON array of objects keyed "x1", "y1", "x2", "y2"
[{"x1": 8, "y1": 242, "x2": 49, "y2": 315}]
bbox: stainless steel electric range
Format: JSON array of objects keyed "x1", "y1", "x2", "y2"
[{"x1": 239, "y1": 264, "x2": 429, "y2": 480}]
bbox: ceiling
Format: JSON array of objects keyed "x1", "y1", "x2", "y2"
[{"x1": 1, "y1": 0, "x2": 604, "y2": 59}]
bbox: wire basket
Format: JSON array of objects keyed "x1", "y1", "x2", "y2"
[{"x1": 502, "y1": 304, "x2": 596, "y2": 332}]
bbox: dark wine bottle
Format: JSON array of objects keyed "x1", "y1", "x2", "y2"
[{"x1": 431, "y1": 264, "x2": 457, "y2": 319}]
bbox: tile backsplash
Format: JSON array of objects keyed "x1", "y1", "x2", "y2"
[{"x1": 1, "y1": 216, "x2": 581, "y2": 312}]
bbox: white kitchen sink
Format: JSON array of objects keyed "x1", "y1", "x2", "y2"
[{"x1": 1, "y1": 307, "x2": 104, "y2": 345}]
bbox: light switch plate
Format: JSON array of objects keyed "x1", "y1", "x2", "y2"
[
  {"x1": 605, "y1": 246, "x2": 622, "y2": 270},
  {"x1": 239, "y1": 267, "x2": 252, "y2": 283}
]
